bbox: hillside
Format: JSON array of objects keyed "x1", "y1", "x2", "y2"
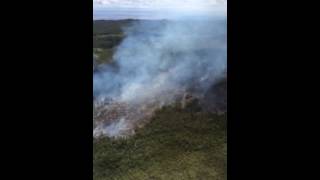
[
  {"x1": 93, "y1": 20, "x2": 227, "y2": 180},
  {"x1": 94, "y1": 104, "x2": 226, "y2": 180}
]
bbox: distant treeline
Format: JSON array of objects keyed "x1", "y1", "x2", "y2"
[
  {"x1": 93, "y1": 19, "x2": 167, "y2": 50},
  {"x1": 93, "y1": 19, "x2": 137, "y2": 35},
  {"x1": 93, "y1": 20, "x2": 133, "y2": 49}
]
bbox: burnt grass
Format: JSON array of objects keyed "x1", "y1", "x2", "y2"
[{"x1": 93, "y1": 103, "x2": 226, "y2": 180}]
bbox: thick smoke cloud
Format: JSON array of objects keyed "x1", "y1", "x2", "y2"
[
  {"x1": 94, "y1": 18, "x2": 226, "y2": 100},
  {"x1": 93, "y1": 16, "x2": 226, "y2": 137}
]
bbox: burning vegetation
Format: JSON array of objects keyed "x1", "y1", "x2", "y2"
[
  {"x1": 93, "y1": 18, "x2": 227, "y2": 180},
  {"x1": 93, "y1": 102, "x2": 227, "y2": 180},
  {"x1": 93, "y1": 18, "x2": 226, "y2": 138},
  {"x1": 93, "y1": 90, "x2": 199, "y2": 138},
  {"x1": 93, "y1": 78, "x2": 226, "y2": 138}
]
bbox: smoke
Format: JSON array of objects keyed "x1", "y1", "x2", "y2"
[{"x1": 93, "y1": 16, "x2": 227, "y2": 137}]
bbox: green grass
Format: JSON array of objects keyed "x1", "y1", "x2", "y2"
[
  {"x1": 94, "y1": 48, "x2": 115, "y2": 65},
  {"x1": 93, "y1": 105, "x2": 227, "y2": 180},
  {"x1": 93, "y1": 34, "x2": 124, "y2": 49}
]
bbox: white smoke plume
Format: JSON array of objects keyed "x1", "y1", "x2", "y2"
[{"x1": 93, "y1": 15, "x2": 227, "y2": 138}]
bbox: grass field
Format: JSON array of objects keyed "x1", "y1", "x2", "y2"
[
  {"x1": 93, "y1": 104, "x2": 227, "y2": 180},
  {"x1": 94, "y1": 48, "x2": 115, "y2": 65}
]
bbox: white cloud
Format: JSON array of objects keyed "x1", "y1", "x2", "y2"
[
  {"x1": 93, "y1": 0, "x2": 226, "y2": 10},
  {"x1": 93, "y1": 0, "x2": 227, "y2": 19}
]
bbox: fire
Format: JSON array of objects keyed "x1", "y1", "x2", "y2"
[{"x1": 93, "y1": 89, "x2": 198, "y2": 138}]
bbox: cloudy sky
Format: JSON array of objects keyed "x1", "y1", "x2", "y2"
[{"x1": 93, "y1": 0, "x2": 227, "y2": 20}]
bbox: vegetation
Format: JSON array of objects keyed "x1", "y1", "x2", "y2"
[
  {"x1": 93, "y1": 104, "x2": 227, "y2": 180},
  {"x1": 93, "y1": 20, "x2": 135, "y2": 35},
  {"x1": 94, "y1": 48, "x2": 115, "y2": 65},
  {"x1": 93, "y1": 20, "x2": 131, "y2": 65},
  {"x1": 93, "y1": 20, "x2": 227, "y2": 180}
]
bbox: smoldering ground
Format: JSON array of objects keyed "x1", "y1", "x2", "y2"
[{"x1": 93, "y1": 17, "x2": 227, "y2": 137}]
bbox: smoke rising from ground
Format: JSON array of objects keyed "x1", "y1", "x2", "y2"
[{"x1": 93, "y1": 16, "x2": 226, "y2": 137}]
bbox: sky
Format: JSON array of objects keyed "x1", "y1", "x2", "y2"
[{"x1": 93, "y1": 0, "x2": 227, "y2": 20}]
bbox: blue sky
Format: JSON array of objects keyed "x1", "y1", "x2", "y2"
[{"x1": 93, "y1": 0, "x2": 227, "y2": 20}]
